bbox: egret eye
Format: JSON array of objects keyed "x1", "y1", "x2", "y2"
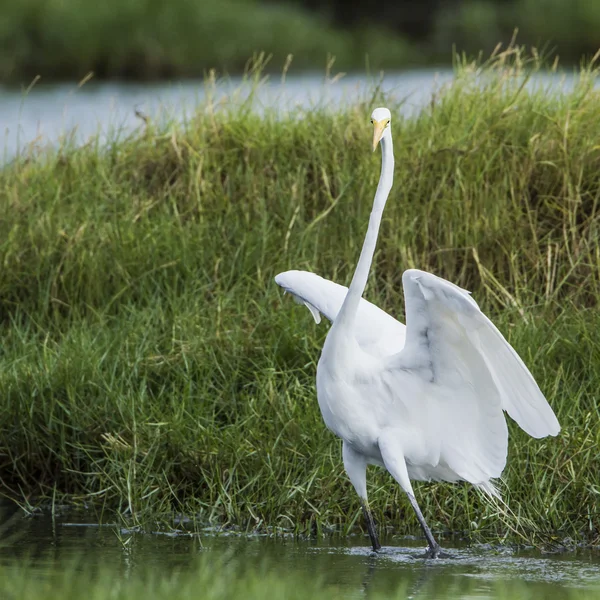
[{"x1": 370, "y1": 119, "x2": 373, "y2": 124}]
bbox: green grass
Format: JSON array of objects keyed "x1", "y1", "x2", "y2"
[
  {"x1": 0, "y1": 50, "x2": 599, "y2": 546},
  {"x1": 0, "y1": 0, "x2": 414, "y2": 82},
  {"x1": 434, "y1": 0, "x2": 600, "y2": 63},
  {"x1": 3, "y1": 0, "x2": 600, "y2": 83}
]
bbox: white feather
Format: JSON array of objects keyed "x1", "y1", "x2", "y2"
[
  {"x1": 277, "y1": 267, "x2": 560, "y2": 487},
  {"x1": 275, "y1": 270, "x2": 406, "y2": 358}
]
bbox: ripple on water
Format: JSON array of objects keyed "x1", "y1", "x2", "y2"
[
  {"x1": 0, "y1": 506, "x2": 599, "y2": 599},
  {"x1": 309, "y1": 540, "x2": 600, "y2": 588}
]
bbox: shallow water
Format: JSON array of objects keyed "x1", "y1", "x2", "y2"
[
  {"x1": 1, "y1": 69, "x2": 597, "y2": 162},
  {"x1": 1, "y1": 504, "x2": 599, "y2": 599}
]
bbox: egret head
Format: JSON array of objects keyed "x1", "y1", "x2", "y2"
[{"x1": 371, "y1": 107, "x2": 391, "y2": 152}]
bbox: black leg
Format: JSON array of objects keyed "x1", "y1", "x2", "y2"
[
  {"x1": 406, "y1": 493, "x2": 441, "y2": 558},
  {"x1": 361, "y1": 501, "x2": 381, "y2": 552}
]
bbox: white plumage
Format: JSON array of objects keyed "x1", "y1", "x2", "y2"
[
  {"x1": 275, "y1": 107, "x2": 560, "y2": 558},
  {"x1": 274, "y1": 270, "x2": 406, "y2": 358}
]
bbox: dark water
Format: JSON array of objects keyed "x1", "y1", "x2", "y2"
[
  {"x1": 1, "y1": 504, "x2": 599, "y2": 599},
  {"x1": 2, "y1": 69, "x2": 597, "y2": 162}
]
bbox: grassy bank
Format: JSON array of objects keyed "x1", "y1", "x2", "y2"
[
  {"x1": 0, "y1": 52, "x2": 599, "y2": 545},
  {"x1": 0, "y1": 0, "x2": 413, "y2": 83}
]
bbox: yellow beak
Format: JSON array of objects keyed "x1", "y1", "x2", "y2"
[{"x1": 372, "y1": 120, "x2": 387, "y2": 152}]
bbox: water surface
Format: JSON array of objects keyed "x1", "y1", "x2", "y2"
[
  {"x1": 2, "y1": 69, "x2": 596, "y2": 162},
  {"x1": 1, "y1": 506, "x2": 598, "y2": 599},
  {"x1": 0, "y1": 71, "x2": 452, "y2": 161}
]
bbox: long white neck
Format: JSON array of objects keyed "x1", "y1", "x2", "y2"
[{"x1": 334, "y1": 130, "x2": 394, "y2": 332}]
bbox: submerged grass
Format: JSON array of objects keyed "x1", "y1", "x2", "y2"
[{"x1": 0, "y1": 50, "x2": 600, "y2": 545}]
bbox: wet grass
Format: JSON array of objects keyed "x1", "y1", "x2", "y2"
[{"x1": 0, "y1": 50, "x2": 599, "y2": 545}]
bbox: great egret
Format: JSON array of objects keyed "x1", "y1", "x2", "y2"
[{"x1": 275, "y1": 107, "x2": 560, "y2": 558}]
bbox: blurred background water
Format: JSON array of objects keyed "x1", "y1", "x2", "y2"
[
  {"x1": 1, "y1": 70, "x2": 455, "y2": 160},
  {"x1": 2, "y1": 0, "x2": 599, "y2": 161},
  {"x1": 3, "y1": 68, "x2": 599, "y2": 161}
]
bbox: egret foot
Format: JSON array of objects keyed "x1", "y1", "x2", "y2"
[
  {"x1": 424, "y1": 543, "x2": 442, "y2": 559},
  {"x1": 406, "y1": 492, "x2": 441, "y2": 560}
]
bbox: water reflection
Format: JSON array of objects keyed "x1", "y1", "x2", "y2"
[{"x1": 0, "y1": 504, "x2": 598, "y2": 599}]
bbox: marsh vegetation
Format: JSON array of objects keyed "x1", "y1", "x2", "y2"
[
  {"x1": 0, "y1": 52, "x2": 599, "y2": 548},
  {"x1": 3, "y1": 0, "x2": 600, "y2": 82}
]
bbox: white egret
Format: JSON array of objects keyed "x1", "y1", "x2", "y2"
[{"x1": 275, "y1": 107, "x2": 560, "y2": 558}]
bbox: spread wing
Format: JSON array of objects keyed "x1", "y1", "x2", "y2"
[
  {"x1": 275, "y1": 270, "x2": 406, "y2": 358},
  {"x1": 381, "y1": 269, "x2": 560, "y2": 483}
]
